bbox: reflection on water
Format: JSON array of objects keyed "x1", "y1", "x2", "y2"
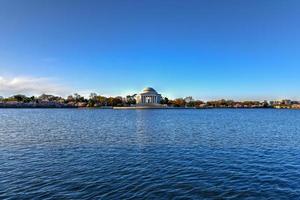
[{"x1": 1, "y1": 109, "x2": 300, "y2": 199}]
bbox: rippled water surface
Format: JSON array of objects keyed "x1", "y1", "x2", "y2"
[{"x1": 1, "y1": 109, "x2": 300, "y2": 199}]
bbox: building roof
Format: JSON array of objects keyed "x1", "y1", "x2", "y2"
[{"x1": 143, "y1": 87, "x2": 156, "y2": 93}]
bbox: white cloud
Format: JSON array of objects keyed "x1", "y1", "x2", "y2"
[{"x1": 0, "y1": 76, "x2": 71, "y2": 97}]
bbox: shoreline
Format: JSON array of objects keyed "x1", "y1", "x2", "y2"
[{"x1": 0, "y1": 106, "x2": 299, "y2": 110}]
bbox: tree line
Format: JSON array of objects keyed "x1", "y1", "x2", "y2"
[{"x1": 0, "y1": 93, "x2": 298, "y2": 108}]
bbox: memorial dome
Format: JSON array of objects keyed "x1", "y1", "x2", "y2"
[
  {"x1": 136, "y1": 87, "x2": 162, "y2": 104},
  {"x1": 143, "y1": 87, "x2": 157, "y2": 93}
]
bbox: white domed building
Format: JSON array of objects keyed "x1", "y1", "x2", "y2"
[{"x1": 135, "y1": 87, "x2": 162, "y2": 105}]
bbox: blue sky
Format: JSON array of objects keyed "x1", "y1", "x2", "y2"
[{"x1": 0, "y1": 0, "x2": 300, "y2": 100}]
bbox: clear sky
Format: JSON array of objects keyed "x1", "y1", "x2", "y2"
[{"x1": 0, "y1": 0, "x2": 300, "y2": 100}]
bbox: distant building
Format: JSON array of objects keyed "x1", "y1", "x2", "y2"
[
  {"x1": 270, "y1": 100, "x2": 292, "y2": 106},
  {"x1": 269, "y1": 100, "x2": 282, "y2": 106},
  {"x1": 135, "y1": 87, "x2": 162, "y2": 105},
  {"x1": 282, "y1": 99, "x2": 292, "y2": 105}
]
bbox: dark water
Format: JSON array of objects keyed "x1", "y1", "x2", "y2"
[{"x1": 1, "y1": 109, "x2": 300, "y2": 199}]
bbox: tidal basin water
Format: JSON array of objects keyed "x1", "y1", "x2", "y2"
[{"x1": 1, "y1": 109, "x2": 300, "y2": 199}]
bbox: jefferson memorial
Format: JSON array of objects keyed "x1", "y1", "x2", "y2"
[{"x1": 136, "y1": 87, "x2": 162, "y2": 105}]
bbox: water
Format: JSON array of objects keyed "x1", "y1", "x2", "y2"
[{"x1": 1, "y1": 109, "x2": 300, "y2": 199}]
